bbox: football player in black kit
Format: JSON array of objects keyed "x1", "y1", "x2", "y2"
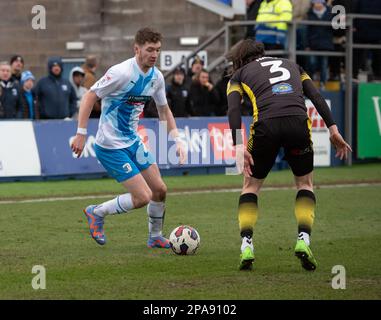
[{"x1": 227, "y1": 40, "x2": 352, "y2": 271}]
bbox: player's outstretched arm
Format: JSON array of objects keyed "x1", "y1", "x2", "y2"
[
  {"x1": 302, "y1": 79, "x2": 352, "y2": 160},
  {"x1": 157, "y1": 104, "x2": 186, "y2": 164},
  {"x1": 70, "y1": 90, "x2": 98, "y2": 158}
]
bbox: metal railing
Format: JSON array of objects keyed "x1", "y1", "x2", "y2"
[{"x1": 164, "y1": 14, "x2": 381, "y2": 166}]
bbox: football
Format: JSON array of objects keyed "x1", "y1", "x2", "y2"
[{"x1": 169, "y1": 225, "x2": 200, "y2": 255}]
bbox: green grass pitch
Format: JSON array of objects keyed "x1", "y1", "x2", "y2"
[{"x1": 0, "y1": 164, "x2": 380, "y2": 299}]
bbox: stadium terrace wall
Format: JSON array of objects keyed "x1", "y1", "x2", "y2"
[{"x1": 0, "y1": 95, "x2": 345, "y2": 181}]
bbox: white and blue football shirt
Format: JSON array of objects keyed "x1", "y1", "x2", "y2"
[{"x1": 90, "y1": 57, "x2": 167, "y2": 149}]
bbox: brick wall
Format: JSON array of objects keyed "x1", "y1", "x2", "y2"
[{"x1": 0, "y1": 0, "x2": 225, "y2": 80}]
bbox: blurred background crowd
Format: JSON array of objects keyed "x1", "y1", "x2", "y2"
[{"x1": 1, "y1": 0, "x2": 380, "y2": 120}]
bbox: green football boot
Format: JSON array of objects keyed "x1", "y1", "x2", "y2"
[
  {"x1": 239, "y1": 246, "x2": 255, "y2": 271},
  {"x1": 294, "y1": 240, "x2": 317, "y2": 271}
]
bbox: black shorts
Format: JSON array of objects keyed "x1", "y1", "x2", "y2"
[{"x1": 247, "y1": 115, "x2": 313, "y2": 179}]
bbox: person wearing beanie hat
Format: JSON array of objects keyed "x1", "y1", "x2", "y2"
[
  {"x1": 21, "y1": 70, "x2": 35, "y2": 83},
  {"x1": 20, "y1": 70, "x2": 39, "y2": 119},
  {"x1": 166, "y1": 66, "x2": 191, "y2": 117},
  {"x1": 34, "y1": 56, "x2": 77, "y2": 119},
  {"x1": 10, "y1": 55, "x2": 24, "y2": 83}
]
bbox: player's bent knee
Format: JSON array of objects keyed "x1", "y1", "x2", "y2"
[
  {"x1": 152, "y1": 183, "x2": 167, "y2": 201},
  {"x1": 133, "y1": 190, "x2": 152, "y2": 208}
]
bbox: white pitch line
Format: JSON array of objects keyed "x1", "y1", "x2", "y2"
[{"x1": 0, "y1": 182, "x2": 380, "y2": 205}]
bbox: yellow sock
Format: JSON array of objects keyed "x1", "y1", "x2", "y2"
[
  {"x1": 295, "y1": 190, "x2": 316, "y2": 235},
  {"x1": 238, "y1": 193, "x2": 258, "y2": 238}
]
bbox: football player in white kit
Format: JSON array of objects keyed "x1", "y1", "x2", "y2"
[{"x1": 71, "y1": 28, "x2": 186, "y2": 248}]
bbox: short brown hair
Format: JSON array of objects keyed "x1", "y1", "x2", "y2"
[
  {"x1": 135, "y1": 27, "x2": 163, "y2": 46},
  {"x1": 85, "y1": 55, "x2": 97, "y2": 68}
]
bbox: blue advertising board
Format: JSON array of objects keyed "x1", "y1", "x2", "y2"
[
  {"x1": 32, "y1": 117, "x2": 253, "y2": 177},
  {"x1": 29, "y1": 90, "x2": 344, "y2": 178}
]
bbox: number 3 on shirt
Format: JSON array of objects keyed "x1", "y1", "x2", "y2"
[{"x1": 260, "y1": 60, "x2": 291, "y2": 84}]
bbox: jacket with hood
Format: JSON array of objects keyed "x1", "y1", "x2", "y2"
[
  {"x1": 34, "y1": 57, "x2": 77, "y2": 119},
  {"x1": 69, "y1": 66, "x2": 87, "y2": 111},
  {"x1": 166, "y1": 77, "x2": 191, "y2": 117}
]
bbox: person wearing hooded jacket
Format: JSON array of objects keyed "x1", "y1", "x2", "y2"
[
  {"x1": 166, "y1": 67, "x2": 191, "y2": 117},
  {"x1": 34, "y1": 56, "x2": 77, "y2": 119},
  {"x1": 69, "y1": 66, "x2": 87, "y2": 117}
]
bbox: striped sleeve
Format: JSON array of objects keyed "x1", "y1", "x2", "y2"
[
  {"x1": 298, "y1": 64, "x2": 312, "y2": 82},
  {"x1": 301, "y1": 72, "x2": 311, "y2": 82},
  {"x1": 226, "y1": 80, "x2": 243, "y2": 96}
]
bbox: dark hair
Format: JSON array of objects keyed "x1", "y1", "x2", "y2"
[
  {"x1": 174, "y1": 67, "x2": 185, "y2": 75},
  {"x1": 10, "y1": 55, "x2": 24, "y2": 65},
  {"x1": 193, "y1": 68, "x2": 209, "y2": 83},
  {"x1": 135, "y1": 27, "x2": 163, "y2": 46},
  {"x1": 229, "y1": 39, "x2": 265, "y2": 72}
]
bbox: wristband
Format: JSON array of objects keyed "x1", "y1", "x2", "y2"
[
  {"x1": 174, "y1": 136, "x2": 181, "y2": 143},
  {"x1": 77, "y1": 127, "x2": 87, "y2": 135}
]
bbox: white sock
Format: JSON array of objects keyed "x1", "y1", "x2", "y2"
[
  {"x1": 147, "y1": 200, "x2": 165, "y2": 237},
  {"x1": 298, "y1": 232, "x2": 310, "y2": 246},
  {"x1": 93, "y1": 193, "x2": 134, "y2": 217},
  {"x1": 241, "y1": 236, "x2": 254, "y2": 253}
]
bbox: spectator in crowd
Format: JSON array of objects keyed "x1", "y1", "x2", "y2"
[
  {"x1": 292, "y1": 0, "x2": 311, "y2": 69},
  {"x1": 166, "y1": 67, "x2": 191, "y2": 117},
  {"x1": 306, "y1": 0, "x2": 334, "y2": 88},
  {"x1": 245, "y1": 0, "x2": 263, "y2": 40},
  {"x1": 255, "y1": 0, "x2": 293, "y2": 50},
  {"x1": 20, "y1": 70, "x2": 39, "y2": 119},
  {"x1": 69, "y1": 66, "x2": 87, "y2": 117},
  {"x1": 81, "y1": 55, "x2": 101, "y2": 117},
  {"x1": 34, "y1": 56, "x2": 77, "y2": 119},
  {"x1": 353, "y1": 0, "x2": 381, "y2": 80},
  {"x1": 185, "y1": 56, "x2": 204, "y2": 90},
  {"x1": 10, "y1": 55, "x2": 24, "y2": 84},
  {"x1": 188, "y1": 69, "x2": 219, "y2": 116},
  {"x1": 214, "y1": 67, "x2": 231, "y2": 116},
  {"x1": 0, "y1": 61, "x2": 22, "y2": 119},
  {"x1": 81, "y1": 55, "x2": 98, "y2": 89}
]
